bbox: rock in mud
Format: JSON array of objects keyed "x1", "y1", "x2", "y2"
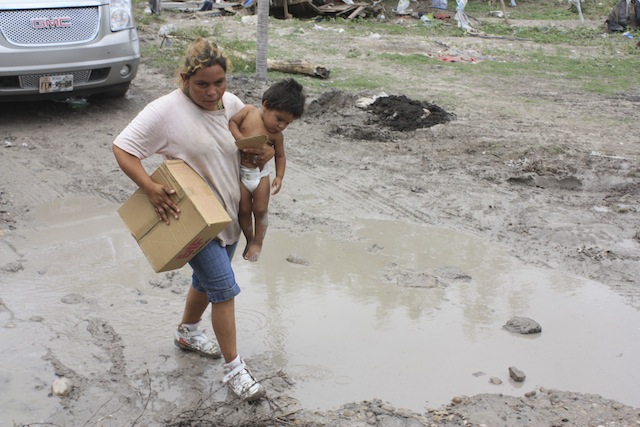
[
  {"x1": 286, "y1": 254, "x2": 310, "y2": 266},
  {"x1": 489, "y1": 377, "x2": 503, "y2": 385},
  {"x1": 509, "y1": 366, "x2": 526, "y2": 382},
  {"x1": 503, "y1": 316, "x2": 542, "y2": 334},
  {"x1": 51, "y1": 377, "x2": 73, "y2": 396}
]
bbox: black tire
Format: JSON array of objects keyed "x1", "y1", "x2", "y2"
[{"x1": 92, "y1": 83, "x2": 131, "y2": 99}]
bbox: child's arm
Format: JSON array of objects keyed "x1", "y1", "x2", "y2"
[
  {"x1": 271, "y1": 135, "x2": 286, "y2": 195},
  {"x1": 229, "y1": 105, "x2": 252, "y2": 141}
]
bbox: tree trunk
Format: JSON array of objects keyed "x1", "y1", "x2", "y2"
[{"x1": 256, "y1": 0, "x2": 269, "y2": 79}]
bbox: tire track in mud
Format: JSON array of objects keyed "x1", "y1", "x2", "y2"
[
  {"x1": 86, "y1": 318, "x2": 127, "y2": 377},
  {"x1": 283, "y1": 124, "x2": 488, "y2": 237},
  {"x1": 284, "y1": 158, "x2": 437, "y2": 230},
  {"x1": 46, "y1": 317, "x2": 147, "y2": 423}
]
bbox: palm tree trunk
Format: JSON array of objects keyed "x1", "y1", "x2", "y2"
[{"x1": 256, "y1": 0, "x2": 269, "y2": 79}]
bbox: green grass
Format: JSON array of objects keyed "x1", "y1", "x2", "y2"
[
  {"x1": 361, "y1": 41, "x2": 639, "y2": 95},
  {"x1": 380, "y1": 52, "x2": 436, "y2": 66},
  {"x1": 139, "y1": 21, "x2": 258, "y2": 74},
  {"x1": 133, "y1": 0, "x2": 640, "y2": 95},
  {"x1": 140, "y1": 27, "x2": 214, "y2": 73},
  {"x1": 479, "y1": 23, "x2": 607, "y2": 44},
  {"x1": 470, "y1": 53, "x2": 637, "y2": 95},
  {"x1": 450, "y1": 0, "x2": 617, "y2": 21}
]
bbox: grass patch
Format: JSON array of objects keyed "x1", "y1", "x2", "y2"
[
  {"x1": 480, "y1": 23, "x2": 609, "y2": 45},
  {"x1": 133, "y1": 0, "x2": 639, "y2": 96},
  {"x1": 446, "y1": 48, "x2": 640, "y2": 95},
  {"x1": 139, "y1": 21, "x2": 258, "y2": 74},
  {"x1": 291, "y1": 68, "x2": 395, "y2": 92},
  {"x1": 140, "y1": 26, "x2": 215, "y2": 73},
  {"x1": 379, "y1": 52, "x2": 437, "y2": 67},
  {"x1": 454, "y1": 0, "x2": 616, "y2": 21}
]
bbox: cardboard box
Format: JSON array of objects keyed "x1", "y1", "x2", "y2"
[
  {"x1": 236, "y1": 134, "x2": 268, "y2": 149},
  {"x1": 118, "y1": 160, "x2": 232, "y2": 272}
]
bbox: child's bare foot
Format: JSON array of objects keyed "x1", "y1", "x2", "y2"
[
  {"x1": 243, "y1": 243, "x2": 251, "y2": 259},
  {"x1": 243, "y1": 243, "x2": 262, "y2": 262}
]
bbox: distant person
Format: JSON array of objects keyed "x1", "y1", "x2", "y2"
[
  {"x1": 112, "y1": 37, "x2": 274, "y2": 402},
  {"x1": 229, "y1": 78, "x2": 305, "y2": 262}
]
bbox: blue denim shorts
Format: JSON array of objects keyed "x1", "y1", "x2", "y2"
[{"x1": 188, "y1": 240, "x2": 241, "y2": 303}]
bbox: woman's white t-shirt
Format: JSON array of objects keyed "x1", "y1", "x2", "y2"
[{"x1": 113, "y1": 89, "x2": 244, "y2": 246}]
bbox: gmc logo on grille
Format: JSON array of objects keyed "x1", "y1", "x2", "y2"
[{"x1": 31, "y1": 17, "x2": 71, "y2": 29}]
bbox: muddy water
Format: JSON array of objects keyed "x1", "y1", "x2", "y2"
[
  {"x1": 1, "y1": 197, "x2": 639, "y2": 424},
  {"x1": 239, "y1": 221, "x2": 640, "y2": 411}
]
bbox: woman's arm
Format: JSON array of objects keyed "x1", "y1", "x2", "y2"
[
  {"x1": 243, "y1": 144, "x2": 274, "y2": 168},
  {"x1": 112, "y1": 145, "x2": 180, "y2": 224}
]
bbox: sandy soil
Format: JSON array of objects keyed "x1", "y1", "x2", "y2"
[{"x1": 1, "y1": 9, "x2": 639, "y2": 427}]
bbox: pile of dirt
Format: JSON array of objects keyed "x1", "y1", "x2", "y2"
[
  {"x1": 367, "y1": 94, "x2": 455, "y2": 131},
  {"x1": 303, "y1": 90, "x2": 454, "y2": 140}
]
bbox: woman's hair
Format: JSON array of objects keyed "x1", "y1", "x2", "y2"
[{"x1": 177, "y1": 38, "x2": 231, "y2": 85}]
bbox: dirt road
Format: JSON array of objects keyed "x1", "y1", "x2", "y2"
[{"x1": 1, "y1": 12, "x2": 639, "y2": 427}]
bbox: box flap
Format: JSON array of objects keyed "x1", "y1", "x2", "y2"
[
  {"x1": 236, "y1": 134, "x2": 268, "y2": 150},
  {"x1": 166, "y1": 161, "x2": 232, "y2": 226}
]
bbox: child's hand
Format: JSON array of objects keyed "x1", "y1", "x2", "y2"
[{"x1": 271, "y1": 177, "x2": 283, "y2": 195}]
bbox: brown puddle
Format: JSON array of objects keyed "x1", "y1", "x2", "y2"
[{"x1": 1, "y1": 197, "x2": 639, "y2": 424}]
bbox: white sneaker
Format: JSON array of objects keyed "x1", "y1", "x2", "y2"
[
  {"x1": 222, "y1": 358, "x2": 266, "y2": 402},
  {"x1": 174, "y1": 325, "x2": 222, "y2": 359}
]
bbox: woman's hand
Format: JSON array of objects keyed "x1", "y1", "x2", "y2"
[
  {"x1": 144, "y1": 181, "x2": 180, "y2": 225},
  {"x1": 113, "y1": 146, "x2": 180, "y2": 225},
  {"x1": 242, "y1": 143, "x2": 275, "y2": 169}
]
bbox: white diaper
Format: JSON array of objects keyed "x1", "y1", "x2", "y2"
[{"x1": 240, "y1": 164, "x2": 270, "y2": 193}]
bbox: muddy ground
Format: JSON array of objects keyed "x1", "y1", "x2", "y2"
[{"x1": 1, "y1": 8, "x2": 639, "y2": 427}]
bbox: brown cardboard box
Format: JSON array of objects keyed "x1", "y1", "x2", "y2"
[
  {"x1": 236, "y1": 134, "x2": 268, "y2": 149},
  {"x1": 118, "y1": 160, "x2": 232, "y2": 272}
]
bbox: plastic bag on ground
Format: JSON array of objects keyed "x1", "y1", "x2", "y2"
[
  {"x1": 454, "y1": 0, "x2": 473, "y2": 31},
  {"x1": 396, "y1": 0, "x2": 410, "y2": 14}
]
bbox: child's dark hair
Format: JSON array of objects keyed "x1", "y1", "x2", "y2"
[{"x1": 262, "y1": 78, "x2": 305, "y2": 119}]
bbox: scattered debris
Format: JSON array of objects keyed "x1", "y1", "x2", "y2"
[{"x1": 605, "y1": 0, "x2": 640, "y2": 32}]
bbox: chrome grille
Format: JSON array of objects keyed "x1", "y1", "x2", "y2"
[
  {"x1": 20, "y1": 71, "x2": 91, "y2": 89},
  {"x1": 0, "y1": 7, "x2": 100, "y2": 46}
]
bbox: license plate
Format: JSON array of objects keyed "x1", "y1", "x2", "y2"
[{"x1": 39, "y1": 75, "x2": 73, "y2": 93}]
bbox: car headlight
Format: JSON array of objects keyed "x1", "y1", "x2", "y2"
[{"x1": 110, "y1": 0, "x2": 134, "y2": 31}]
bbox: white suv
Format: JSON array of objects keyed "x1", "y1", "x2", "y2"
[{"x1": 0, "y1": 0, "x2": 140, "y2": 101}]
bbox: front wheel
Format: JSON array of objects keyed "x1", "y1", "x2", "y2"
[{"x1": 92, "y1": 83, "x2": 131, "y2": 99}]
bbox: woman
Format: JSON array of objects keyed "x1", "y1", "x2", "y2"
[{"x1": 112, "y1": 38, "x2": 272, "y2": 402}]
